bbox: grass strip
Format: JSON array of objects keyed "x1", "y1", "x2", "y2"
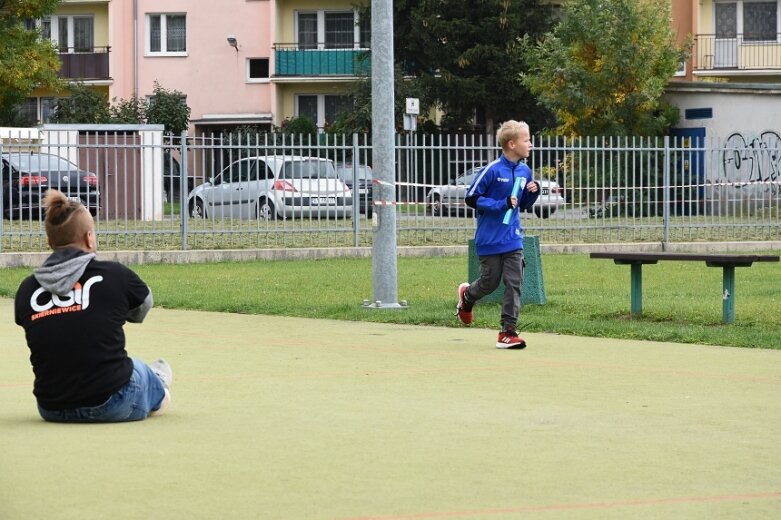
[{"x1": 0, "y1": 253, "x2": 778, "y2": 349}]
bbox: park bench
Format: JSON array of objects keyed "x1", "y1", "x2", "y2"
[{"x1": 590, "y1": 252, "x2": 779, "y2": 324}]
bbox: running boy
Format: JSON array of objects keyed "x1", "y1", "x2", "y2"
[{"x1": 456, "y1": 120, "x2": 540, "y2": 349}]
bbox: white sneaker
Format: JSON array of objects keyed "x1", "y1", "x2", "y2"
[{"x1": 150, "y1": 359, "x2": 173, "y2": 389}]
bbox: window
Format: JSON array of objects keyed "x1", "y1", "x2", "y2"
[
  {"x1": 73, "y1": 17, "x2": 94, "y2": 52},
  {"x1": 147, "y1": 14, "x2": 187, "y2": 55},
  {"x1": 297, "y1": 95, "x2": 318, "y2": 124},
  {"x1": 248, "y1": 58, "x2": 270, "y2": 81},
  {"x1": 359, "y1": 16, "x2": 371, "y2": 48},
  {"x1": 744, "y1": 2, "x2": 777, "y2": 41},
  {"x1": 715, "y1": 1, "x2": 779, "y2": 41},
  {"x1": 295, "y1": 94, "x2": 354, "y2": 131},
  {"x1": 295, "y1": 10, "x2": 368, "y2": 49},
  {"x1": 41, "y1": 98, "x2": 57, "y2": 123},
  {"x1": 15, "y1": 99, "x2": 38, "y2": 126},
  {"x1": 325, "y1": 12, "x2": 354, "y2": 49},
  {"x1": 41, "y1": 15, "x2": 94, "y2": 53},
  {"x1": 298, "y1": 13, "x2": 317, "y2": 50},
  {"x1": 324, "y1": 95, "x2": 352, "y2": 125}
]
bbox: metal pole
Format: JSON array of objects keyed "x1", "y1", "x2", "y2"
[
  {"x1": 364, "y1": 0, "x2": 406, "y2": 309},
  {"x1": 180, "y1": 131, "x2": 189, "y2": 250},
  {"x1": 663, "y1": 136, "x2": 670, "y2": 249}
]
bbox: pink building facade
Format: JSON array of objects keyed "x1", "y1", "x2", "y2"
[{"x1": 111, "y1": 0, "x2": 277, "y2": 134}]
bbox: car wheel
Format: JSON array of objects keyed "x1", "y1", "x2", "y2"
[
  {"x1": 256, "y1": 198, "x2": 275, "y2": 220},
  {"x1": 534, "y1": 206, "x2": 552, "y2": 219},
  {"x1": 430, "y1": 194, "x2": 442, "y2": 216},
  {"x1": 190, "y1": 199, "x2": 206, "y2": 219}
]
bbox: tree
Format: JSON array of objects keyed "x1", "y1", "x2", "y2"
[
  {"x1": 51, "y1": 83, "x2": 111, "y2": 123},
  {"x1": 327, "y1": 65, "x2": 435, "y2": 135},
  {"x1": 281, "y1": 115, "x2": 318, "y2": 136},
  {"x1": 145, "y1": 82, "x2": 191, "y2": 136},
  {"x1": 400, "y1": 0, "x2": 556, "y2": 134},
  {"x1": 521, "y1": 0, "x2": 690, "y2": 137},
  {"x1": 110, "y1": 95, "x2": 146, "y2": 124},
  {"x1": 0, "y1": 0, "x2": 62, "y2": 125}
]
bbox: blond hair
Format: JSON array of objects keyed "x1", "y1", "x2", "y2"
[
  {"x1": 44, "y1": 190, "x2": 91, "y2": 248},
  {"x1": 497, "y1": 120, "x2": 530, "y2": 150}
]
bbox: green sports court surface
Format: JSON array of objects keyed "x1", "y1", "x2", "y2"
[{"x1": 1, "y1": 299, "x2": 779, "y2": 519}]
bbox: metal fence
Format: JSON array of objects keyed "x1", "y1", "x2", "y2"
[{"x1": 1, "y1": 127, "x2": 780, "y2": 253}]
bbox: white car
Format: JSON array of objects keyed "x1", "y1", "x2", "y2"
[
  {"x1": 427, "y1": 167, "x2": 565, "y2": 219},
  {"x1": 187, "y1": 155, "x2": 353, "y2": 220}
]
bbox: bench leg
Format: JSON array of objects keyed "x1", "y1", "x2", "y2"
[
  {"x1": 722, "y1": 266, "x2": 735, "y2": 324},
  {"x1": 630, "y1": 263, "x2": 643, "y2": 316}
]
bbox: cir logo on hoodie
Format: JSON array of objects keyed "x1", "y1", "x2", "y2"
[{"x1": 29, "y1": 276, "x2": 103, "y2": 320}]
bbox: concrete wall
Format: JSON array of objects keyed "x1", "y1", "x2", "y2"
[{"x1": 665, "y1": 83, "x2": 781, "y2": 139}]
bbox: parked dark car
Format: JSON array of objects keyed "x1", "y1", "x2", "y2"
[
  {"x1": 163, "y1": 150, "x2": 193, "y2": 203},
  {"x1": 336, "y1": 164, "x2": 373, "y2": 218},
  {"x1": 1, "y1": 153, "x2": 100, "y2": 219}
]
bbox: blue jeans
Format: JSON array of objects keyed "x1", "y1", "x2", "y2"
[{"x1": 37, "y1": 358, "x2": 166, "y2": 423}]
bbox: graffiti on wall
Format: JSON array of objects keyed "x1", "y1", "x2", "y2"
[{"x1": 721, "y1": 131, "x2": 781, "y2": 196}]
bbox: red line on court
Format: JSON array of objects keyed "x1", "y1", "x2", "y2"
[{"x1": 340, "y1": 491, "x2": 781, "y2": 520}]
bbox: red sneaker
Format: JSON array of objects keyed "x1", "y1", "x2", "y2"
[
  {"x1": 455, "y1": 282, "x2": 473, "y2": 325},
  {"x1": 496, "y1": 328, "x2": 526, "y2": 349}
]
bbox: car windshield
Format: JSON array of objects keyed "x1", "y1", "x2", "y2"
[
  {"x1": 6, "y1": 154, "x2": 78, "y2": 172},
  {"x1": 338, "y1": 166, "x2": 372, "y2": 184},
  {"x1": 283, "y1": 160, "x2": 338, "y2": 180}
]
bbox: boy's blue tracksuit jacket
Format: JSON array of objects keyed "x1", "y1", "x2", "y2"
[{"x1": 464, "y1": 155, "x2": 539, "y2": 257}]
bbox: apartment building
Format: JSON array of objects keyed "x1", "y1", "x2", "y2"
[
  {"x1": 666, "y1": 0, "x2": 781, "y2": 139},
  {"x1": 25, "y1": 0, "x2": 368, "y2": 135},
  {"x1": 671, "y1": 0, "x2": 781, "y2": 83},
  {"x1": 23, "y1": 0, "x2": 780, "y2": 135}
]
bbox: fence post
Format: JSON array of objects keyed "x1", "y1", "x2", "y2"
[
  {"x1": 352, "y1": 133, "x2": 360, "y2": 247},
  {"x1": 180, "y1": 132, "x2": 189, "y2": 251},
  {"x1": 0, "y1": 139, "x2": 3, "y2": 252},
  {"x1": 663, "y1": 135, "x2": 670, "y2": 249}
]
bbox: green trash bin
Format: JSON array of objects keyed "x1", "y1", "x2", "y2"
[{"x1": 467, "y1": 235, "x2": 547, "y2": 305}]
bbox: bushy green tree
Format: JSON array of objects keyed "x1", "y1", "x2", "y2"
[
  {"x1": 51, "y1": 83, "x2": 110, "y2": 123},
  {"x1": 110, "y1": 96, "x2": 146, "y2": 124},
  {"x1": 521, "y1": 0, "x2": 690, "y2": 137},
  {"x1": 280, "y1": 116, "x2": 318, "y2": 136},
  {"x1": 145, "y1": 82, "x2": 191, "y2": 136},
  {"x1": 0, "y1": 0, "x2": 62, "y2": 124}
]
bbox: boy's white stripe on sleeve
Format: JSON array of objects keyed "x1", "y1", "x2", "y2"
[{"x1": 465, "y1": 159, "x2": 499, "y2": 198}]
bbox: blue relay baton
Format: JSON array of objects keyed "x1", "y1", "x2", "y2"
[{"x1": 502, "y1": 177, "x2": 527, "y2": 225}]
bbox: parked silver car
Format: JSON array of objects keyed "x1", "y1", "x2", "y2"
[
  {"x1": 426, "y1": 166, "x2": 565, "y2": 219},
  {"x1": 187, "y1": 155, "x2": 353, "y2": 220}
]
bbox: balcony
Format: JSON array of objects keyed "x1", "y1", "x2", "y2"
[
  {"x1": 58, "y1": 47, "x2": 110, "y2": 80},
  {"x1": 694, "y1": 34, "x2": 781, "y2": 73},
  {"x1": 274, "y1": 44, "x2": 370, "y2": 78}
]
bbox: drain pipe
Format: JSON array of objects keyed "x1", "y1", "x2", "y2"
[{"x1": 133, "y1": 0, "x2": 139, "y2": 97}]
